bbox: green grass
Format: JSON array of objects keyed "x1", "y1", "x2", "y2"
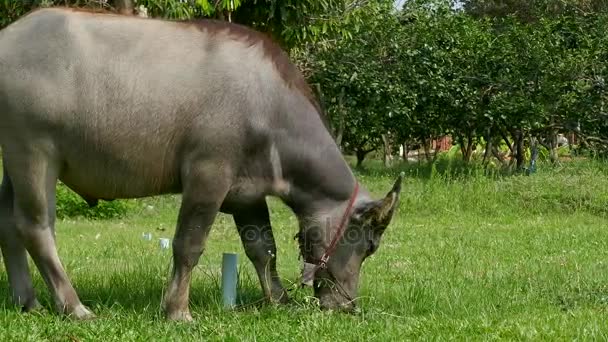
[{"x1": 1, "y1": 158, "x2": 607, "y2": 341}]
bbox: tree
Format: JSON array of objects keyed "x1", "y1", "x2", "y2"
[
  {"x1": 233, "y1": 0, "x2": 391, "y2": 49},
  {"x1": 113, "y1": 0, "x2": 134, "y2": 15},
  {"x1": 305, "y1": 1, "x2": 408, "y2": 167},
  {"x1": 2, "y1": 0, "x2": 380, "y2": 49},
  {"x1": 463, "y1": 0, "x2": 608, "y2": 22},
  {"x1": 131, "y1": 0, "x2": 387, "y2": 49}
]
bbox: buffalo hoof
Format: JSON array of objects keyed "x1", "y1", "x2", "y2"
[
  {"x1": 166, "y1": 310, "x2": 193, "y2": 322},
  {"x1": 20, "y1": 298, "x2": 43, "y2": 313},
  {"x1": 319, "y1": 300, "x2": 357, "y2": 313},
  {"x1": 270, "y1": 290, "x2": 290, "y2": 305},
  {"x1": 67, "y1": 304, "x2": 97, "y2": 320}
]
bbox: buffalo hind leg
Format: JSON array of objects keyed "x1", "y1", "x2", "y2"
[
  {"x1": 4, "y1": 152, "x2": 94, "y2": 319},
  {"x1": 162, "y1": 163, "x2": 230, "y2": 321},
  {"x1": 233, "y1": 200, "x2": 288, "y2": 304},
  {"x1": 0, "y1": 168, "x2": 40, "y2": 311}
]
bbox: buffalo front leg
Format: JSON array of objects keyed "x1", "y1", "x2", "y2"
[
  {"x1": 233, "y1": 201, "x2": 288, "y2": 304},
  {"x1": 162, "y1": 163, "x2": 230, "y2": 321},
  {"x1": 0, "y1": 169, "x2": 40, "y2": 311},
  {"x1": 4, "y1": 151, "x2": 93, "y2": 319}
]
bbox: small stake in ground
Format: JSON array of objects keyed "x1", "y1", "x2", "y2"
[
  {"x1": 222, "y1": 252, "x2": 238, "y2": 309},
  {"x1": 159, "y1": 238, "x2": 170, "y2": 249}
]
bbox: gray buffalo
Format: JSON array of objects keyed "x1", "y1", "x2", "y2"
[{"x1": 0, "y1": 7, "x2": 402, "y2": 321}]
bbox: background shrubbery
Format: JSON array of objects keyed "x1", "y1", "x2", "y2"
[{"x1": 55, "y1": 183, "x2": 135, "y2": 220}]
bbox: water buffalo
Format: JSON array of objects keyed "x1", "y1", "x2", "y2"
[{"x1": 0, "y1": 7, "x2": 402, "y2": 321}]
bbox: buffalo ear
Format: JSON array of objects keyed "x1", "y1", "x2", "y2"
[{"x1": 354, "y1": 172, "x2": 404, "y2": 229}]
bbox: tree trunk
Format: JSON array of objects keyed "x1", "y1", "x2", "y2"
[
  {"x1": 515, "y1": 131, "x2": 525, "y2": 170},
  {"x1": 401, "y1": 143, "x2": 408, "y2": 162},
  {"x1": 549, "y1": 131, "x2": 558, "y2": 164},
  {"x1": 482, "y1": 128, "x2": 492, "y2": 166},
  {"x1": 460, "y1": 132, "x2": 475, "y2": 163},
  {"x1": 381, "y1": 134, "x2": 392, "y2": 167},
  {"x1": 113, "y1": 0, "x2": 134, "y2": 15},
  {"x1": 465, "y1": 139, "x2": 474, "y2": 162},
  {"x1": 459, "y1": 134, "x2": 466, "y2": 158},
  {"x1": 538, "y1": 130, "x2": 558, "y2": 165},
  {"x1": 529, "y1": 137, "x2": 539, "y2": 174},
  {"x1": 423, "y1": 137, "x2": 432, "y2": 163},
  {"x1": 482, "y1": 139, "x2": 492, "y2": 166},
  {"x1": 356, "y1": 149, "x2": 369, "y2": 168},
  {"x1": 499, "y1": 129, "x2": 515, "y2": 156},
  {"x1": 491, "y1": 145, "x2": 507, "y2": 167}
]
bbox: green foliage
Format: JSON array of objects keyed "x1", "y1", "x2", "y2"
[
  {"x1": 0, "y1": 0, "x2": 35, "y2": 28},
  {"x1": 2, "y1": 0, "x2": 371, "y2": 48},
  {"x1": 463, "y1": 0, "x2": 608, "y2": 22},
  {"x1": 135, "y1": 0, "x2": 213, "y2": 19},
  {"x1": 55, "y1": 183, "x2": 135, "y2": 220},
  {"x1": 303, "y1": 0, "x2": 608, "y2": 167},
  {"x1": 233, "y1": 0, "x2": 389, "y2": 48},
  {"x1": 1, "y1": 0, "x2": 109, "y2": 28},
  {"x1": 303, "y1": 2, "x2": 402, "y2": 160}
]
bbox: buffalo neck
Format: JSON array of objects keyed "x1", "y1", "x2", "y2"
[{"x1": 272, "y1": 96, "x2": 359, "y2": 222}]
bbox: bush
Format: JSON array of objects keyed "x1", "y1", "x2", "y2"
[
  {"x1": 55, "y1": 182, "x2": 135, "y2": 220},
  {"x1": 1, "y1": 0, "x2": 104, "y2": 29}
]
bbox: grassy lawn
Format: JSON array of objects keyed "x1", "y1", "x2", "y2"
[{"x1": 1, "y1": 158, "x2": 607, "y2": 341}]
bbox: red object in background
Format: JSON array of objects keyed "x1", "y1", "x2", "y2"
[{"x1": 433, "y1": 136, "x2": 452, "y2": 152}]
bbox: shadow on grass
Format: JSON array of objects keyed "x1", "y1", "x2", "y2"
[
  {"x1": 554, "y1": 282, "x2": 608, "y2": 312},
  {"x1": 0, "y1": 269, "x2": 310, "y2": 318}
]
